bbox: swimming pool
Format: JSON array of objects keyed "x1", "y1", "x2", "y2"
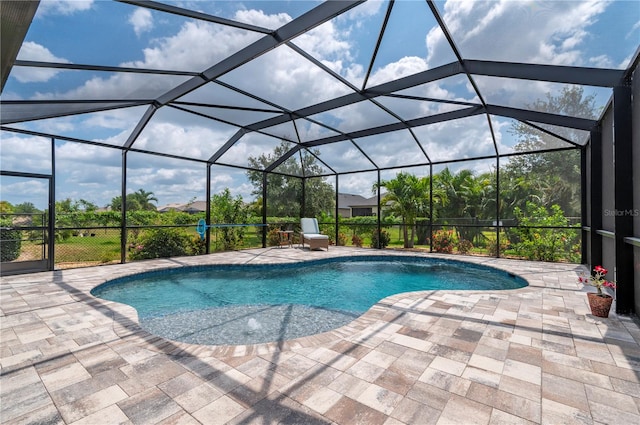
[{"x1": 92, "y1": 256, "x2": 526, "y2": 345}]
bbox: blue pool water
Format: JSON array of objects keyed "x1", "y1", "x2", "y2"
[{"x1": 92, "y1": 256, "x2": 525, "y2": 345}]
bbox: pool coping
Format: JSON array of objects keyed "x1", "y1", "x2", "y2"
[{"x1": 74, "y1": 248, "x2": 582, "y2": 358}]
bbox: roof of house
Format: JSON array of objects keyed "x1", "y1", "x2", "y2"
[
  {"x1": 337, "y1": 193, "x2": 378, "y2": 209},
  {"x1": 157, "y1": 201, "x2": 207, "y2": 213}
]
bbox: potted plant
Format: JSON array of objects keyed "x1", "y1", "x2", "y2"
[{"x1": 578, "y1": 265, "x2": 616, "y2": 317}]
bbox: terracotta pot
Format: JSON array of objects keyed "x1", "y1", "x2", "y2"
[{"x1": 587, "y1": 292, "x2": 613, "y2": 318}]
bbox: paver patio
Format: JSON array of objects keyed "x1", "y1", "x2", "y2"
[{"x1": 1, "y1": 247, "x2": 639, "y2": 424}]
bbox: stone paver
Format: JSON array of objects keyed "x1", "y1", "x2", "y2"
[{"x1": 1, "y1": 247, "x2": 639, "y2": 424}]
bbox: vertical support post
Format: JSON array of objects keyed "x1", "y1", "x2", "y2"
[
  {"x1": 429, "y1": 164, "x2": 433, "y2": 253},
  {"x1": 48, "y1": 138, "x2": 55, "y2": 271},
  {"x1": 589, "y1": 129, "x2": 603, "y2": 268},
  {"x1": 496, "y1": 156, "x2": 500, "y2": 258},
  {"x1": 205, "y1": 164, "x2": 211, "y2": 254},
  {"x1": 120, "y1": 151, "x2": 127, "y2": 264},
  {"x1": 335, "y1": 174, "x2": 339, "y2": 245},
  {"x1": 580, "y1": 146, "x2": 587, "y2": 264},
  {"x1": 301, "y1": 177, "x2": 306, "y2": 218},
  {"x1": 613, "y1": 84, "x2": 634, "y2": 315},
  {"x1": 377, "y1": 170, "x2": 381, "y2": 249},
  {"x1": 262, "y1": 172, "x2": 267, "y2": 248}
]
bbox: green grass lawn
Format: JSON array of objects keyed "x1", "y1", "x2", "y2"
[{"x1": 55, "y1": 230, "x2": 121, "y2": 264}]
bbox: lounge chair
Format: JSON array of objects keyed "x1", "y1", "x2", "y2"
[{"x1": 300, "y1": 218, "x2": 329, "y2": 251}]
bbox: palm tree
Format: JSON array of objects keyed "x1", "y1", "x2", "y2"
[
  {"x1": 131, "y1": 189, "x2": 158, "y2": 211},
  {"x1": 374, "y1": 172, "x2": 430, "y2": 248},
  {"x1": 432, "y1": 168, "x2": 498, "y2": 243},
  {"x1": 433, "y1": 168, "x2": 465, "y2": 221}
]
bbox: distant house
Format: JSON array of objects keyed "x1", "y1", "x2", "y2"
[
  {"x1": 182, "y1": 201, "x2": 207, "y2": 214},
  {"x1": 337, "y1": 193, "x2": 379, "y2": 218},
  {"x1": 156, "y1": 203, "x2": 184, "y2": 213},
  {"x1": 157, "y1": 201, "x2": 207, "y2": 214}
]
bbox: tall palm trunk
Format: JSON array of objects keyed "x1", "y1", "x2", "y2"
[
  {"x1": 403, "y1": 219, "x2": 415, "y2": 248},
  {"x1": 409, "y1": 224, "x2": 416, "y2": 248},
  {"x1": 402, "y1": 219, "x2": 410, "y2": 248}
]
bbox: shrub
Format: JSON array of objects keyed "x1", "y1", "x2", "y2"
[
  {"x1": 0, "y1": 220, "x2": 22, "y2": 262},
  {"x1": 211, "y1": 188, "x2": 248, "y2": 250},
  {"x1": 55, "y1": 229, "x2": 73, "y2": 242},
  {"x1": 371, "y1": 229, "x2": 390, "y2": 248},
  {"x1": 336, "y1": 232, "x2": 347, "y2": 246},
  {"x1": 432, "y1": 230, "x2": 454, "y2": 253},
  {"x1": 456, "y1": 239, "x2": 473, "y2": 254},
  {"x1": 511, "y1": 202, "x2": 575, "y2": 262},
  {"x1": 188, "y1": 235, "x2": 207, "y2": 255},
  {"x1": 487, "y1": 237, "x2": 510, "y2": 256},
  {"x1": 129, "y1": 228, "x2": 192, "y2": 260},
  {"x1": 267, "y1": 227, "x2": 282, "y2": 247},
  {"x1": 351, "y1": 234, "x2": 363, "y2": 248}
]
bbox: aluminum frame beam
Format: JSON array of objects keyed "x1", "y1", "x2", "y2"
[
  {"x1": 464, "y1": 60, "x2": 625, "y2": 88},
  {"x1": 0, "y1": 100, "x2": 152, "y2": 125},
  {"x1": 485, "y1": 105, "x2": 597, "y2": 131},
  {"x1": 116, "y1": 0, "x2": 271, "y2": 34},
  {"x1": 1, "y1": 0, "x2": 39, "y2": 92},
  {"x1": 13, "y1": 60, "x2": 201, "y2": 76}
]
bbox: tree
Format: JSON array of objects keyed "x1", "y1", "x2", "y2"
[
  {"x1": 432, "y1": 168, "x2": 494, "y2": 243},
  {"x1": 210, "y1": 188, "x2": 248, "y2": 250},
  {"x1": 510, "y1": 201, "x2": 578, "y2": 262},
  {"x1": 131, "y1": 189, "x2": 158, "y2": 211},
  {"x1": 110, "y1": 189, "x2": 157, "y2": 211},
  {"x1": 53, "y1": 198, "x2": 99, "y2": 239},
  {"x1": 504, "y1": 86, "x2": 597, "y2": 217},
  {"x1": 14, "y1": 202, "x2": 41, "y2": 214},
  {"x1": 374, "y1": 172, "x2": 430, "y2": 248},
  {"x1": 76, "y1": 199, "x2": 98, "y2": 212},
  {"x1": 54, "y1": 198, "x2": 80, "y2": 240},
  {"x1": 0, "y1": 201, "x2": 14, "y2": 214},
  {"x1": 246, "y1": 141, "x2": 335, "y2": 218}
]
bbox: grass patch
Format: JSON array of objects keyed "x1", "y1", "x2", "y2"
[{"x1": 55, "y1": 231, "x2": 121, "y2": 264}]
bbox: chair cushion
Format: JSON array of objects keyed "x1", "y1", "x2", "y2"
[
  {"x1": 301, "y1": 218, "x2": 320, "y2": 234},
  {"x1": 304, "y1": 233, "x2": 328, "y2": 240}
]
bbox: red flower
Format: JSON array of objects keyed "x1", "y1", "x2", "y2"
[
  {"x1": 578, "y1": 265, "x2": 616, "y2": 295},
  {"x1": 594, "y1": 265, "x2": 607, "y2": 274}
]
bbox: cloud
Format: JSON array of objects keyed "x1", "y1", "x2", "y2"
[
  {"x1": 133, "y1": 120, "x2": 234, "y2": 161},
  {"x1": 627, "y1": 20, "x2": 640, "y2": 39},
  {"x1": 35, "y1": 0, "x2": 93, "y2": 17},
  {"x1": 338, "y1": 172, "x2": 378, "y2": 197},
  {"x1": 13, "y1": 42, "x2": 69, "y2": 83},
  {"x1": 366, "y1": 56, "x2": 429, "y2": 87},
  {"x1": 0, "y1": 133, "x2": 52, "y2": 174},
  {"x1": 129, "y1": 8, "x2": 154, "y2": 37},
  {"x1": 27, "y1": 11, "x2": 278, "y2": 101},
  {"x1": 589, "y1": 54, "x2": 614, "y2": 68},
  {"x1": 234, "y1": 8, "x2": 291, "y2": 29},
  {"x1": 0, "y1": 178, "x2": 49, "y2": 209},
  {"x1": 125, "y1": 10, "x2": 279, "y2": 71},
  {"x1": 428, "y1": 0, "x2": 609, "y2": 67},
  {"x1": 424, "y1": 1, "x2": 614, "y2": 117}
]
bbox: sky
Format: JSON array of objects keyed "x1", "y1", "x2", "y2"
[{"x1": 1, "y1": 0, "x2": 638, "y2": 210}]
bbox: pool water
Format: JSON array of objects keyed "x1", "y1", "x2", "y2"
[{"x1": 92, "y1": 256, "x2": 526, "y2": 345}]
